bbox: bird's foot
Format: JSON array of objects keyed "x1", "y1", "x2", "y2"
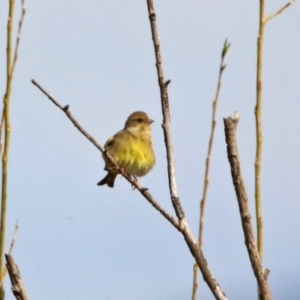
[
  {"x1": 130, "y1": 176, "x2": 148, "y2": 191},
  {"x1": 119, "y1": 167, "x2": 126, "y2": 175},
  {"x1": 131, "y1": 175, "x2": 140, "y2": 190}
]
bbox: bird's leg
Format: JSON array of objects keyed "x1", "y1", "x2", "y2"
[
  {"x1": 119, "y1": 167, "x2": 125, "y2": 175},
  {"x1": 114, "y1": 168, "x2": 146, "y2": 191},
  {"x1": 130, "y1": 175, "x2": 142, "y2": 190}
]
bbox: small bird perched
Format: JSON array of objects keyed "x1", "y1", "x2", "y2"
[{"x1": 97, "y1": 111, "x2": 155, "y2": 188}]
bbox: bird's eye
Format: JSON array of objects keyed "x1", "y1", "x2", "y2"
[{"x1": 137, "y1": 118, "x2": 143, "y2": 123}]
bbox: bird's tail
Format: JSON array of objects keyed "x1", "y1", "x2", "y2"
[{"x1": 97, "y1": 172, "x2": 117, "y2": 188}]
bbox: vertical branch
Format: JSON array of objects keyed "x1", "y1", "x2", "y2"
[
  {"x1": 255, "y1": 2, "x2": 295, "y2": 297},
  {"x1": 255, "y1": 0, "x2": 265, "y2": 263},
  {"x1": 1, "y1": 1, "x2": 25, "y2": 294},
  {"x1": 255, "y1": 0, "x2": 295, "y2": 265},
  {"x1": 1, "y1": 0, "x2": 16, "y2": 288},
  {"x1": 11, "y1": 0, "x2": 26, "y2": 75},
  {"x1": 145, "y1": 1, "x2": 227, "y2": 299},
  {"x1": 192, "y1": 40, "x2": 230, "y2": 300},
  {"x1": 198, "y1": 40, "x2": 230, "y2": 248},
  {"x1": 146, "y1": 0, "x2": 183, "y2": 220}
]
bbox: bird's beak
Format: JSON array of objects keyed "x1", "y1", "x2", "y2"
[{"x1": 147, "y1": 118, "x2": 154, "y2": 125}]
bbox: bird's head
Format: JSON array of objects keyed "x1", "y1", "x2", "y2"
[{"x1": 124, "y1": 111, "x2": 154, "y2": 133}]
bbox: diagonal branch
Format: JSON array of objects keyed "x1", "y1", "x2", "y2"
[
  {"x1": 264, "y1": 0, "x2": 295, "y2": 23},
  {"x1": 224, "y1": 112, "x2": 271, "y2": 300},
  {"x1": 192, "y1": 39, "x2": 230, "y2": 300},
  {"x1": 31, "y1": 80, "x2": 105, "y2": 154},
  {"x1": 31, "y1": 79, "x2": 227, "y2": 300},
  {"x1": 31, "y1": 79, "x2": 179, "y2": 229},
  {"x1": 8, "y1": 221, "x2": 18, "y2": 255},
  {"x1": 11, "y1": 0, "x2": 26, "y2": 75}
]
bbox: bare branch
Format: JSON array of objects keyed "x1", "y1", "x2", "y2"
[
  {"x1": 5, "y1": 254, "x2": 29, "y2": 300},
  {"x1": 192, "y1": 39, "x2": 230, "y2": 300},
  {"x1": 8, "y1": 220, "x2": 18, "y2": 255},
  {"x1": 146, "y1": 0, "x2": 183, "y2": 220},
  {"x1": 31, "y1": 80, "x2": 106, "y2": 154},
  {"x1": 1, "y1": 0, "x2": 16, "y2": 283},
  {"x1": 180, "y1": 220, "x2": 227, "y2": 300},
  {"x1": 145, "y1": 1, "x2": 227, "y2": 299},
  {"x1": 1, "y1": 2, "x2": 26, "y2": 288},
  {"x1": 198, "y1": 39, "x2": 230, "y2": 248},
  {"x1": 255, "y1": 0, "x2": 265, "y2": 263},
  {"x1": 264, "y1": 0, "x2": 295, "y2": 23},
  {"x1": 11, "y1": 0, "x2": 26, "y2": 75},
  {"x1": 256, "y1": 0, "x2": 296, "y2": 265},
  {"x1": 224, "y1": 112, "x2": 272, "y2": 300}
]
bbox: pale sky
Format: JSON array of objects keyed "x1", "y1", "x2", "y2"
[{"x1": 0, "y1": 1, "x2": 299, "y2": 299}]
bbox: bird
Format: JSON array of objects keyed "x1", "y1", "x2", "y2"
[{"x1": 97, "y1": 111, "x2": 155, "y2": 188}]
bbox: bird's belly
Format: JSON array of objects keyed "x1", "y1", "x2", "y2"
[{"x1": 116, "y1": 143, "x2": 155, "y2": 177}]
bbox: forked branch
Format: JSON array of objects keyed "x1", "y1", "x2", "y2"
[
  {"x1": 31, "y1": 78, "x2": 227, "y2": 300},
  {"x1": 145, "y1": 1, "x2": 227, "y2": 299},
  {"x1": 31, "y1": 80, "x2": 179, "y2": 229}
]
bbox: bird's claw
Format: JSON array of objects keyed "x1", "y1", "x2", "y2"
[{"x1": 131, "y1": 175, "x2": 141, "y2": 190}]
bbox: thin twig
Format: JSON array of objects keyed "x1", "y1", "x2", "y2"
[
  {"x1": 255, "y1": 0, "x2": 265, "y2": 264},
  {"x1": 5, "y1": 254, "x2": 29, "y2": 300},
  {"x1": 8, "y1": 221, "x2": 18, "y2": 255},
  {"x1": 198, "y1": 40, "x2": 231, "y2": 248},
  {"x1": 192, "y1": 39, "x2": 230, "y2": 300},
  {"x1": 31, "y1": 79, "x2": 179, "y2": 229},
  {"x1": 31, "y1": 80, "x2": 106, "y2": 153},
  {"x1": 11, "y1": 0, "x2": 26, "y2": 75},
  {"x1": 31, "y1": 79, "x2": 227, "y2": 300},
  {"x1": 224, "y1": 112, "x2": 271, "y2": 300},
  {"x1": 146, "y1": 0, "x2": 183, "y2": 220},
  {"x1": 264, "y1": 0, "x2": 295, "y2": 23},
  {"x1": 0, "y1": 0, "x2": 25, "y2": 158},
  {"x1": 191, "y1": 264, "x2": 198, "y2": 300}
]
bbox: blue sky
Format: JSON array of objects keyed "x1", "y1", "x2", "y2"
[{"x1": 0, "y1": 1, "x2": 300, "y2": 299}]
